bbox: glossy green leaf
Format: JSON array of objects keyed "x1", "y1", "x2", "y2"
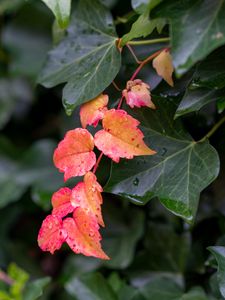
[
  {"x1": 105, "y1": 98, "x2": 220, "y2": 222},
  {"x1": 179, "y1": 287, "x2": 208, "y2": 300},
  {"x1": 66, "y1": 273, "x2": 117, "y2": 300},
  {"x1": 208, "y1": 246, "x2": 225, "y2": 298},
  {"x1": 153, "y1": 0, "x2": 225, "y2": 75},
  {"x1": 23, "y1": 277, "x2": 51, "y2": 300},
  {"x1": 38, "y1": 0, "x2": 121, "y2": 115},
  {"x1": 41, "y1": 0, "x2": 71, "y2": 28},
  {"x1": 175, "y1": 87, "x2": 225, "y2": 118}
]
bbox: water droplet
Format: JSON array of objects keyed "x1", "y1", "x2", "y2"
[{"x1": 133, "y1": 178, "x2": 139, "y2": 186}]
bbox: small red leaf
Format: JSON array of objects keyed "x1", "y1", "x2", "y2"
[
  {"x1": 38, "y1": 215, "x2": 67, "y2": 254},
  {"x1": 63, "y1": 208, "x2": 109, "y2": 260},
  {"x1": 80, "y1": 94, "x2": 108, "y2": 128},
  {"x1": 52, "y1": 187, "x2": 74, "y2": 218},
  {"x1": 71, "y1": 172, "x2": 104, "y2": 227},
  {"x1": 94, "y1": 109, "x2": 156, "y2": 162},
  {"x1": 53, "y1": 128, "x2": 96, "y2": 181},
  {"x1": 122, "y1": 79, "x2": 155, "y2": 109}
]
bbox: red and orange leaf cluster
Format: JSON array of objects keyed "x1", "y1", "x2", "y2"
[{"x1": 38, "y1": 81, "x2": 157, "y2": 260}]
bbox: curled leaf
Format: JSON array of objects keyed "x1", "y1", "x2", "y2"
[
  {"x1": 80, "y1": 94, "x2": 108, "y2": 128},
  {"x1": 153, "y1": 49, "x2": 174, "y2": 86},
  {"x1": 71, "y1": 172, "x2": 104, "y2": 227},
  {"x1": 122, "y1": 79, "x2": 155, "y2": 109},
  {"x1": 53, "y1": 128, "x2": 96, "y2": 181},
  {"x1": 52, "y1": 187, "x2": 74, "y2": 218},
  {"x1": 63, "y1": 208, "x2": 109, "y2": 260},
  {"x1": 94, "y1": 109, "x2": 156, "y2": 162},
  {"x1": 38, "y1": 215, "x2": 67, "y2": 254}
]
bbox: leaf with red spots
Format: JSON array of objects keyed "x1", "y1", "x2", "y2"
[
  {"x1": 63, "y1": 208, "x2": 109, "y2": 260},
  {"x1": 52, "y1": 187, "x2": 74, "y2": 218},
  {"x1": 153, "y1": 49, "x2": 174, "y2": 87},
  {"x1": 80, "y1": 94, "x2": 108, "y2": 128},
  {"x1": 53, "y1": 128, "x2": 96, "y2": 181},
  {"x1": 71, "y1": 172, "x2": 104, "y2": 227},
  {"x1": 38, "y1": 215, "x2": 67, "y2": 254},
  {"x1": 94, "y1": 109, "x2": 156, "y2": 162}
]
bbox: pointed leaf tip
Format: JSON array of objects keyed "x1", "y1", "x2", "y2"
[
  {"x1": 80, "y1": 94, "x2": 108, "y2": 128},
  {"x1": 53, "y1": 128, "x2": 96, "y2": 181},
  {"x1": 63, "y1": 208, "x2": 109, "y2": 260},
  {"x1": 94, "y1": 109, "x2": 156, "y2": 162},
  {"x1": 71, "y1": 172, "x2": 104, "y2": 227},
  {"x1": 153, "y1": 50, "x2": 174, "y2": 87}
]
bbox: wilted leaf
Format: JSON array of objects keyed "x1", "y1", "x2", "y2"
[
  {"x1": 80, "y1": 94, "x2": 108, "y2": 128},
  {"x1": 152, "y1": 49, "x2": 174, "y2": 86},
  {"x1": 53, "y1": 128, "x2": 96, "y2": 181},
  {"x1": 63, "y1": 208, "x2": 109, "y2": 260},
  {"x1": 94, "y1": 109, "x2": 156, "y2": 163}
]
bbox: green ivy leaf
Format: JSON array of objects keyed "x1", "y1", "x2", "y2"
[
  {"x1": 175, "y1": 87, "x2": 225, "y2": 118},
  {"x1": 41, "y1": 0, "x2": 71, "y2": 29},
  {"x1": 208, "y1": 246, "x2": 225, "y2": 298},
  {"x1": 66, "y1": 273, "x2": 117, "y2": 300},
  {"x1": 105, "y1": 98, "x2": 220, "y2": 222},
  {"x1": 132, "y1": 0, "x2": 163, "y2": 14},
  {"x1": 23, "y1": 277, "x2": 51, "y2": 300},
  {"x1": 38, "y1": 0, "x2": 121, "y2": 115},
  {"x1": 153, "y1": 0, "x2": 225, "y2": 75}
]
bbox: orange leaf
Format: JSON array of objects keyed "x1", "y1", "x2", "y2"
[
  {"x1": 63, "y1": 208, "x2": 109, "y2": 260},
  {"x1": 80, "y1": 94, "x2": 108, "y2": 128},
  {"x1": 53, "y1": 128, "x2": 96, "y2": 181},
  {"x1": 52, "y1": 187, "x2": 74, "y2": 218},
  {"x1": 152, "y1": 49, "x2": 174, "y2": 87},
  {"x1": 94, "y1": 109, "x2": 156, "y2": 162},
  {"x1": 38, "y1": 215, "x2": 67, "y2": 254},
  {"x1": 71, "y1": 172, "x2": 104, "y2": 227}
]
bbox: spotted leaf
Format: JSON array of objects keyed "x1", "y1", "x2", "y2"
[
  {"x1": 38, "y1": 215, "x2": 67, "y2": 254},
  {"x1": 53, "y1": 128, "x2": 96, "y2": 181},
  {"x1": 71, "y1": 172, "x2": 104, "y2": 227},
  {"x1": 63, "y1": 208, "x2": 109, "y2": 260},
  {"x1": 94, "y1": 109, "x2": 156, "y2": 162},
  {"x1": 80, "y1": 94, "x2": 108, "y2": 128},
  {"x1": 52, "y1": 187, "x2": 74, "y2": 218}
]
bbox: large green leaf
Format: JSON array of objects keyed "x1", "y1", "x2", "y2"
[
  {"x1": 23, "y1": 277, "x2": 51, "y2": 300},
  {"x1": 66, "y1": 273, "x2": 117, "y2": 300},
  {"x1": 105, "y1": 98, "x2": 220, "y2": 222},
  {"x1": 38, "y1": 0, "x2": 121, "y2": 115},
  {"x1": 153, "y1": 0, "x2": 225, "y2": 75},
  {"x1": 41, "y1": 0, "x2": 71, "y2": 28},
  {"x1": 175, "y1": 87, "x2": 225, "y2": 118},
  {"x1": 208, "y1": 246, "x2": 225, "y2": 298}
]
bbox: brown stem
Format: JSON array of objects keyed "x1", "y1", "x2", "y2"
[
  {"x1": 93, "y1": 152, "x2": 104, "y2": 174},
  {"x1": 126, "y1": 44, "x2": 142, "y2": 64}
]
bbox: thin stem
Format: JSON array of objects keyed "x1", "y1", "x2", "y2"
[
  {"x1": 128, "y1": 37, "x2": 170, "y2": 46},
  {"x1": 117, "y1": 95, "x2": 125, "y2": 110},
  {"x1": 130, "y1": 48, "x2": 167, "y2": 81},
  {"x1": 126, "y1": 44, "x2": 141, "y2": 64},
  {"x1": 199, "y1": 115, "x2": 225, "y2": 142},
  {"x1": 0, "y1": 270, "x2": 13, "y2": 285},
  {"x1": 93, "y1": 152, "x2": 104, "y2": 174},
  {"x1": 112, "y1": 80, "x2": 121, "y2": 91}
]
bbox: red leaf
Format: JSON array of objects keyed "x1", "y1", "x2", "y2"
[
  {"x1": 80, "y1": 94, "x2": 108, "y2": 128},
  {"x1": 71, "y1": 172, "x2": 104, "y2": 227},
  {"x1": 63, "y1": 208, "x2": 109, "y2": 260},
  {"x1": 52, "y1": 187, "x2": 74, "y2": 218},
  {"x1": 94, "y1": 109, "x2": 156, "y2": 162},
  {"x1": 53, "y1": 128, "x2": 96, "y2": 181},
  {"x1": 38, "y1": 215, "x2": 67, "y2": 254}
]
